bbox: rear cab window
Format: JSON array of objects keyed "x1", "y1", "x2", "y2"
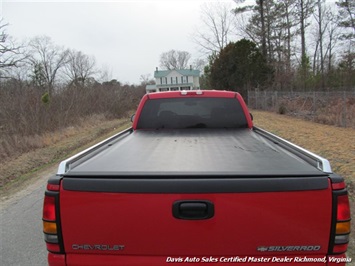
[{"x1": 137, "y1": 97, "x2": 248, "y2": 129}]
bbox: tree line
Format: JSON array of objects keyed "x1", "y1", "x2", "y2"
[
  {"x1": 195, "y1": 0, "x2": 355, "y2": 94},
  {"x1": 0, "y1": 29, "x2": 133, "y2": 90},
  {"x1": 3, "y1": 1, "x2": 354, "y2": 95},
  {"x1": 0, "y1": 21, "x2": 146, "y2": 160},
  {"x1": 1, "y1": 0, "x2": 354, "y2": 141}
]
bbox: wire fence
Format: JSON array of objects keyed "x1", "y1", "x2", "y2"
[{"x1": 247, "y1": 90, "x2": 355, "y2": 128}]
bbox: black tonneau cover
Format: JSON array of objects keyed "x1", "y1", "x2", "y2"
[{"x1": 65, "y1": 129, "x2": 326, "y2": 177}]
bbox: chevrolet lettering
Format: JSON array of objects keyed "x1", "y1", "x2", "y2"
[{"x1": 72, "y1": 244, "x2": 125, "y2": 251}]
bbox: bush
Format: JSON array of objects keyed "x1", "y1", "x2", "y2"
[{"x1": 278, "y1": 104, "x2": 287, "y2": 115}]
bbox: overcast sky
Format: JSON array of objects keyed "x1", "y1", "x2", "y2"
[{"x1": 1, "y1": 0, "x2": 236, "y2": 84}]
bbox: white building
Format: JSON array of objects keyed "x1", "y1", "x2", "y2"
[{"x1": 146, "y1": 67, "x2": 200, "y2": 93}]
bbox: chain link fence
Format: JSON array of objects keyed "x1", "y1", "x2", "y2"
[{"x1": 247, "y1": 90, "x2": 355, "y2": 128}]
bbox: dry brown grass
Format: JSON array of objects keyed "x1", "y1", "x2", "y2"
[
  {"x1": 0, "y1": 116, "x2": 131, "y2": 191},
  {"x1": 252, "y1": 110, "x2": 355, "y2": 261},
  {"x1": 252, "y1": 110, "x2": 355, "y2": 182},
  {"x1": 248, "y1": 91, "x2": 355, "y2": 128}
]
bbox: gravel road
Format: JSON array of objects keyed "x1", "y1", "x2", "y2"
[{"x1": 0, "y1": 166, "x2": 57, "y2": 266}]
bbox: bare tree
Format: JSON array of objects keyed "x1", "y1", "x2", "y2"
[
  {"x1": 192, "y1": 1, "x2": 236, "y2": 55},
  {"x1": 28, "y1": 36, "x2": 69, "y2": 94},
  {"x1": 295, "y1": 0, "x2": 315, "y2": 64},
  {"x1": 177, "y1": 51, "x2": 191, "y2": 69},
  {"x1": 191, "y1": 58, "x2": 206, "y2": 73},
  {"x1": 159, "y1": 50, "x2": 191, "y2": 70},
  {"x1": 233, "y1": 0, "x2": 299, "y2": 89},
  {"x1": 311, "y1": 0, "x2": 326, "y2": 81},
  {"x1": 139, "y1": 73, "x2": 154, "y2": 85},
  {"x1": 63, "y1": 49, "x2": 96, "y2": 86},
  {"x1": 259, "y1": 0, "x2": 267, "y2": 59},
  {"x1": 0, "y1": 20, "x2": 28, "y2": 79},
  {"x1": 324, "y1": 10, "x2": 341, "y2": 73}
]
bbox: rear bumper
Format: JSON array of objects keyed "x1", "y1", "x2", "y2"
[{"x1": 49, "y1": 253, "x2": 350, "y2": 266}]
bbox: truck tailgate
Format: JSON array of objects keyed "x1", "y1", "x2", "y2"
[{"x1": 59, "y1": 176, "x2": 332, "y2": 257}]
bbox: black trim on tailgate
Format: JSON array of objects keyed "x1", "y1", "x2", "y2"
[{"x1": 62, "y1": 176, "x2": 329, "y2": 193}]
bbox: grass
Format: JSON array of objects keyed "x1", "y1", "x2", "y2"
[
  {"x1": 252, "y1": 110, "x2": 355, "y2": 184},
  {"x1": 0, "y1": 117, "x2": 131, "y2": 194}
]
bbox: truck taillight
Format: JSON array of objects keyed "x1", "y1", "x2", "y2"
[
  {"x1": 330, "y1": 181, "x2": 351, "y2": 254},
  {"x1": 43, "y1": 185, "x2": 63, "y2": 254},
  {"x1": 337, "y1": 195, "x2": 351, "y2": 221},
  {"x1": 43, "y1": 196, "x2": 56, "y2": 221}
]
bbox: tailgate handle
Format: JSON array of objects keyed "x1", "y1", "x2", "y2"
[{"x1": 173, "y1": 200, "x2": 214, "y2": 220}]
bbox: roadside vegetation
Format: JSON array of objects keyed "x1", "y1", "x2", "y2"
[
  {"x1": 0, "y1": 79, "x2": 145, "y2": 161},
  {"x1": 0, "y1": 117, "x2": 132, "y2": 193}
]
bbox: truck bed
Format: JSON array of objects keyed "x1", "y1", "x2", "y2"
[
  {"x1": 65, "y1": 129, "x2": 325, "y2": 177},
  {"x1": 58, "y1": 128, "x2": 333, "y2": 261}
]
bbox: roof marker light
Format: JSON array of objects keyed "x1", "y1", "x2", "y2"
[{"x1": 180, "y1": 90, "x2": 203, "y2": 96}]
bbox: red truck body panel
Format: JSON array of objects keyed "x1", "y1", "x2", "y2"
[{"x1": 59, "y1": 185, "x2": 332, "y2": 256}]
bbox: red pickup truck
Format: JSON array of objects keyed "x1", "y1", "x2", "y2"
[{"x1": 42, "y1": 90, "x2": 351, "y2": 265}]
